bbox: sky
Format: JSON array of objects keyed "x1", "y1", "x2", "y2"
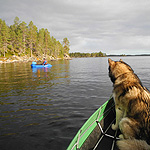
[{"x1": 0, "y1": 0, "x2": 150, "y2": 55}]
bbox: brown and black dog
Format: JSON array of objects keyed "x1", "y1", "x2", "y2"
[{"x1": 108, "y1": 58, "x2": 150, "y2": 150}]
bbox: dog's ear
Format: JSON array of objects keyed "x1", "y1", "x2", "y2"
[
  {"x1": 119, "y1": 59, "x2": 123, "y2": 62},
  {"x1": 108, "y1": 58, "x2": 115, "y2": 66}
]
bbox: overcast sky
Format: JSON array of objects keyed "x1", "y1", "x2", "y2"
[{"x1": 0, "y1": 0, "x2": 150, "y2": 55}]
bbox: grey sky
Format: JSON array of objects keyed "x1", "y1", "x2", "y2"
[{"x1": 0, "y1": 0, "x2": 150, "y2": 54}]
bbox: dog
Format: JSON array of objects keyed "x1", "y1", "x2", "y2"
[{"x1": 108, "y1": 58, "x2": 150, "y2": 150}]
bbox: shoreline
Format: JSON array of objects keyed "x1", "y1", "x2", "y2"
[
  {"x1": 0, "y1": 54, "x2": 71, "y2": 64},
  {"x1": 1, "y1": 55, "x2": 149, "y2": 63},
  {"x1": 0, "y1": 58, "x2": 71, "y2": 64}
]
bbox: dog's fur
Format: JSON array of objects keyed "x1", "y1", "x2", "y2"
[{"x1": 108, "y1": 58, "x2": 150, "y2": 150}]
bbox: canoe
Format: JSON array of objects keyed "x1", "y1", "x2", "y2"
[
  {"x1": 67, "y1": 97, "x2": 120, "y2": 150},
  {"x1": 31, "y1": 61, "x2": 52, "y2": 68}
]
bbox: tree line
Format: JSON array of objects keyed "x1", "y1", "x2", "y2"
[
  {"x1": 69, "y1": 51, "x2": 106, "y2": 58},
  {"x1": 0, "y1": 17, "x2": 70, "y2": 59}
]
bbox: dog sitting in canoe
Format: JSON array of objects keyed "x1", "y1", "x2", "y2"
[{"x1": 108, "y1": 58, "x2": 150, "y2": 150}]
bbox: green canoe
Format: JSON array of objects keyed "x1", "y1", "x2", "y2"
[{"x1": 67, "y1": 97, "x2": 120, "y2": 150}]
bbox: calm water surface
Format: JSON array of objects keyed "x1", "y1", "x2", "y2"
[{"x1": 0, "y1": 57, "x2": 150, "y2": 150}]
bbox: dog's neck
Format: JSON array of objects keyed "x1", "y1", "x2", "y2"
[
  {"x1": 113, "y1": 72, "x2": 133, "y2": 88},
  {"x1": 115, "y1": 71, "x2": 132, "y2": 80}
]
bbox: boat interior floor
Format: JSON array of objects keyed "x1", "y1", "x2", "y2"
[
  {"x1": 94, "y1": 120, "x2": 121, "y2": 150},
  {"x1": 93, "y1": 99, "x2": 121, "y2": 150}
]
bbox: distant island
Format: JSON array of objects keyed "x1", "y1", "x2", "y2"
[
  {"x1": 69, "y1": 51, "x2": 106, "y2": 58},
  {"x1": 0, "y1": 17, "x2": 70, "y2": 62},
  {"x1": 69, "y1": 52, "x2": 150, "y2": 58}
]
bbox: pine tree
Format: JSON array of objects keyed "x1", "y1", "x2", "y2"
[
  {"x1": 19, "y1": 21, "x2": 27, "y2": 54},
  {"x1": 44, "y1": 29, "x2": 50, "y2": 57},
  {"x1": 9, "y1": 25, "x2": 17, "y2": 54},
  {"x1": 63, "y1": 38, "x2": 70, "y2": 54},
  {"x1": 51, "y1": 36, "x2": 56, "y2": 57},
  {"x1": 37, "y1": 28, "x2": 45, "y2": 56},
  {"x1": 0, "y1": 19, "x2": 3, "y2": 56},
  {"x1": 27, "y1": 21, "x2": 37, "y2": 57},
  {"x1": 14, "y1": 16, "x2": 20, "y2": 27},
  {"x1": 1, "y1": 20, "x2": 9, "y2": 57}
]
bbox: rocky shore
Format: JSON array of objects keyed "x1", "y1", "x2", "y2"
[{"x1": 0, "y1": 53, "x2": 71, "y2": 63}]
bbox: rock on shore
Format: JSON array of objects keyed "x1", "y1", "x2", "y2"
[{"x1": 64, "y1": 53, "x2": 72, "y2": 60}]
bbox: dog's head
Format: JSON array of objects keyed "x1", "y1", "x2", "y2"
[{"x1": 108, "y1": 58, "x2": 134, "y2": 83}]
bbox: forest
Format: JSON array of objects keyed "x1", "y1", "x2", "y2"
[
  {"x1": 0, "y1": 17, "x2": 70, "y2": 59},
  {"x1": 69, "y1": 51, "x2": 106, "y2": 58}
]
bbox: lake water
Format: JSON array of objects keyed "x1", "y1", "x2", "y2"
[{"x1": 0, "y1": 56, "x2": 150, "y2": 150}]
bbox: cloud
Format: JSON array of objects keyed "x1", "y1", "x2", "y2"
[{"x1": 0, "y1": 0, "x2": 150, "y2": 54}]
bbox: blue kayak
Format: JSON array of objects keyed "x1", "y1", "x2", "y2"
[{"x1": 31, "y1": 61, "x2": 52, "y2": 68}]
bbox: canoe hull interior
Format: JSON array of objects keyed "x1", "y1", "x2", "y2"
[{"x1": 67, "y1": 97, "x2": 120, "y2": 150}]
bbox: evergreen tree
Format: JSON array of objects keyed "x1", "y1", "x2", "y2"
[
  {"x1": 37, "y1": 28, "x2": 45, "y2": 56},
  {"x1": 14, "y1": 16, "x2": 20, "y2": 27},
  {"x1": 19, "y1": 21, "x2": 27, "y2": 54},
  {"x1": 27, "y1": 21, "x2": 37, "y2": 57},
  {"x1": 63, "y1": 38, "x2": 70, "y2": 54},
  {"x1": 44, "y1": 29, "x2": 50, "y2": 57},
  {"x1": 1, "y1": 20, "x2": 9, "y2": 57},
  {"x1": 51, "y1": 36, "x2": 56, "y2": 56},
  {"x1": 0, "y1": 19, "x2": 3, "y2": 56}
]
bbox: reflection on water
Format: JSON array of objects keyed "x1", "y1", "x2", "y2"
[
  {"x1": 32, "y1": 67, "x2": 50, "y2": 73},
  {"x1": 0, "y1": 57, "x2": 150, "y2": 150},
  {"x1": 32, "y1": 68, "x2": 52, "y2": 79}
]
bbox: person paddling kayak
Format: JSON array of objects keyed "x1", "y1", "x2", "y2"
[{"x1": 42, "y1": 58, "x2": 47, "y2": 65}]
